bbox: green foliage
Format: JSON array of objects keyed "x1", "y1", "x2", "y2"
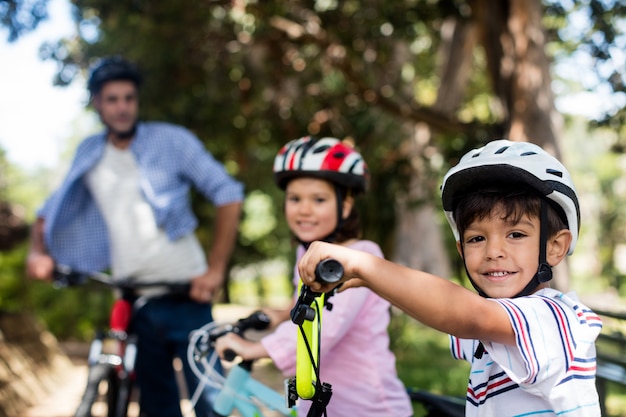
[
  {"x1": 0, "y1": 245, "x2": 30, "y2": 312},
  {"x1": 2, "y1": 0, "x2": 626, "y2": 361},
  {"x1": 605, "y1": 381, "x2": 626, "y2": 417},
  {"x1": 0, "y1": 243, "x2": 112, "y2": 341},
  {"x1": 389, "y1": 309, "x2": 470, "y2": 397}
]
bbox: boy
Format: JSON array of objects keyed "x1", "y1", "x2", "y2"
[{"x1": 297, "y1": 139, "x2": 602, "y2": 416}]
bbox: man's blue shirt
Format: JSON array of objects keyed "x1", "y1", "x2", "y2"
[{"x1": 39, "y1": 121, "x2": 244, "y2": 273}]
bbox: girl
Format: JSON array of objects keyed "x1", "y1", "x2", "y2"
[{"x1": 216, "y1": 136, "x2": 412, "y2": 417}]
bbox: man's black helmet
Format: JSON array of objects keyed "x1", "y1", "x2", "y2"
[{"x1": 87, "y1": 56, "x2": 142, "y2": 97}]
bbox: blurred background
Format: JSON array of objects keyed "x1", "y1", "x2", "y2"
[{"x1": 1, "y1": 0, "x2": 625, "y2": 415}]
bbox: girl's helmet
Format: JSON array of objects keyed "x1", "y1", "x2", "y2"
[
  {"x1": 273, "y1": 136, "x2": 368, "y2": 194},
  {"x1": 87, "y1": 56, "x2": 142, "y2": 97},
  {"x1": 440, "y1": 139, "x2": 580, "y2": 255}
]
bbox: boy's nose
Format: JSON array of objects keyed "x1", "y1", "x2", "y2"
[{"x1": 485, "y1": 240, "x2": 505, "y2": 260}]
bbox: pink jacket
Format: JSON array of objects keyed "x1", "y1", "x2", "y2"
[{"x1": 261, "y1": 240, "x2": 412, "y2": 417}]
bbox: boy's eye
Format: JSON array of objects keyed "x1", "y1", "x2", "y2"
[
  {"x1": 508, "y1": 231, "x2": 526, "y2": 239},
  {"x1": 466, "y1": 235, "x2": 485, "y2": 244},
  {"x1": 314, "y1": 197, "x2": 327, "y2": 204},
  {"x1": 287, "y1": 196, "x2": 300, "y2": 203}
]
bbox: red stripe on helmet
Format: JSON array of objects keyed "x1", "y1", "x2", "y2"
[{"x1": 321, "y1": 143, "x2": 352, "y2": 171}]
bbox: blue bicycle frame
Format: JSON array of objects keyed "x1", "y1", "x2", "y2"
[
  {"x1": 213, "y1": 361, "x2": 296, "y2": 417},
  {"x1": 188, "y1": 311, "x2": 298, "y2": 417}
]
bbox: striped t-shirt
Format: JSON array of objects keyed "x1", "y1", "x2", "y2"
[{"x1": 450, "y1": 288, "x2": 602, "y2": 417}]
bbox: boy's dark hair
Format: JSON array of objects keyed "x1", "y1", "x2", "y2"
[{"x1": 453, "y1": 184, "x2": 568, "y2": 242}]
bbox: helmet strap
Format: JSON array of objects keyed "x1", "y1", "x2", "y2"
[{"x1": 513, "y1": 199, "x2": 552, "y2": 297}]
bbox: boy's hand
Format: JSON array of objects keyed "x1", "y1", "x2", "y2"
[{"x1": 298, "y1": 241, "x2": 366, "y2": 293}]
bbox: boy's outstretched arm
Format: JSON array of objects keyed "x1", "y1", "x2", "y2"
[{"x1": 298, "y1": 241, "x2": 516, "y2": 346}]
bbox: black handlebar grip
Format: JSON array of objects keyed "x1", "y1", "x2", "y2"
[
  {"x1": 314, "y1": 259, "x2": 344, "y2": 284},
  {"x1": 223, "y1": 349, "x2": 237, "y2": 362}
]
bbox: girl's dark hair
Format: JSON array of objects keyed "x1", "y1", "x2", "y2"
[
  {"x1": 453, "y1": 184, "x2": 568, "y2": 241},
  {"x1": 334, "y1": 204, "x2": 361, "y2": 243}
]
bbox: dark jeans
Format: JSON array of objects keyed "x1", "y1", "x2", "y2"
[{"x1": 133, "y1": 296, "x2": 221, "y2": 417}]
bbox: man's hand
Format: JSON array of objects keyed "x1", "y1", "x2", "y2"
[
  {"x1": 26, "y1": 252, "x2": 55, "y2": 280},
  {"x1": 190, "y1": 269, "x2": 223, "y2": 303}
]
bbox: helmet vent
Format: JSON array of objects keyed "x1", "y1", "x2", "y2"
[
  {"x1": 546, "y1": 168, "x2": 563, "y2": 178},
  {"x1": 495, "y1": 146, "x2": 509, "y2": 154},
  {"x1": 521, "y1": 151, "x2": 538, "y2": 156},
  {"x1": 313, "y1": 145, "x2": 331, "y2": 154}
]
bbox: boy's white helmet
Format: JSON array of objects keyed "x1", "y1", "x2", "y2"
[{"x1": 440, "y1": 139, "x2": 580, "y2": 255}]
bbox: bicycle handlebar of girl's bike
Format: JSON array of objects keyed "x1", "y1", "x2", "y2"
[
  {"x1": 313, "y1": 258, "x2": 343, "y2": 284},
  {"x1": 194, "y1": 310, "x2": 271, "y2": 362}
]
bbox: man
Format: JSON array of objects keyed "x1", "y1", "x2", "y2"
[{"x1": 26, "y1": 56, "x2": 243, "y2": 417}]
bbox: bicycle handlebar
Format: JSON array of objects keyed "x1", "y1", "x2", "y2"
[
  {"x1": 196, "y1": 310, "x2": 271, "y2": 361},
  {"x1": 314, "y1": 258, "x2": 343, "y2": 284},
  {"x1": 52, "y1": 265, "x2": 190, "y2": 294}
]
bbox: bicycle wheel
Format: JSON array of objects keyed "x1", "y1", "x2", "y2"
[
  {"x1": 110, "y1": 373, "x2": 133, "y2": 417},
  {"x1": 74, "y1": 363, "x2": 116, "y2": 417},
  {"x1": 105, "y1": 368, "x2": 120, "y2": 417},
  {"x1": 407, "y1": 388, "x2": 465, "y2": 417}
]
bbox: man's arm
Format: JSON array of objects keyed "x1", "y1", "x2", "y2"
[
  {"x1": 26, "y1": 217, "x2": 55, "y2": 280},
  {"x1": 207, "y1": 201, "x2": 243, "y2": 277},
  {"x1": 189, "y1": 201, "x2": 242, "y2": 303}
]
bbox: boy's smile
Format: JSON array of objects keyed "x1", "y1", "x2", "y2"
[{"x1": 458, "y1": 207, "x2": 542, "y2": 298}]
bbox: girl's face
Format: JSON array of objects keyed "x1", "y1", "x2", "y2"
[
  {"x1": 285, "y1": 177, "x2": 352, "y2": 243},
  {"x1": 458, "y1": 206, "x2": 542, "y2": 298}
]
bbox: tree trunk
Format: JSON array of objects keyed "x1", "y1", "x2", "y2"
[
  {"x1": 471, "y1": 0, "x2": 569, "y2": 290},
  {"x1": 392, "y1": 17, "x2": 476, "y2": 278}
]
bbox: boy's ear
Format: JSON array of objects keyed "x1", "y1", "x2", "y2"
[
  {"x1": 456, "y1": 240, "x2": 464, "y2": 259},
  {"x1": 547, "y1": 229, "x2": 572, "y2": 266}
]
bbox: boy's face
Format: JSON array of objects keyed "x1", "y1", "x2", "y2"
[{"x1": 457, "y1": 206, "x2": 544, "y2": 298}]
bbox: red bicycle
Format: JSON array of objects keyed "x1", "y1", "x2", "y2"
[{"x1": 53, "y1": 265, "x2": 189, "y2": 417}]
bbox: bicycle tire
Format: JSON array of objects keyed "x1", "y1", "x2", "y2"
[
  {"x1": 105, "y1": 367, "x2": 120, "y2": 417},
  {"x1": 407, "y1": 388, "x2": 465, "y2": 417},
  {"x1": 111, "y1": 373, "x2": 133, "y2": 417},
  {"x1": 74, "y1": 363, "x2": 115, "y2": 417}
]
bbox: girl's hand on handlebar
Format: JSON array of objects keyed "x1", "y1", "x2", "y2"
[
  {"x1": 214, "y1": 333, "x2": 267, "y2": 362},
  {"x1": 298, "y1": 241, "x2": 367, "y2": 293}
]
